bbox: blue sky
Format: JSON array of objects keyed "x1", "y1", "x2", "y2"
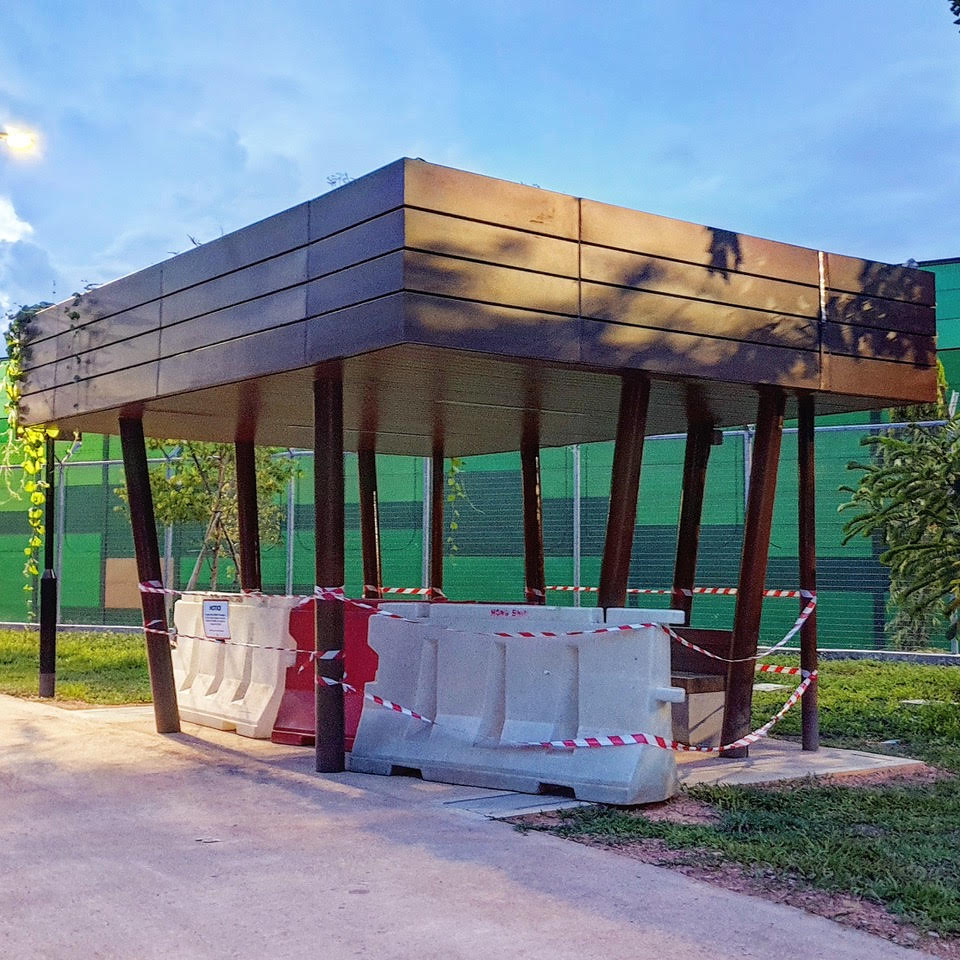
[{"x1": 1, "y1": 1, "x2": 958, "y2": 314}]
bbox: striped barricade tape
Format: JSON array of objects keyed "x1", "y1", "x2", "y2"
[
  {"x1": 365, "y1": 585, "x2": 447, "y2": 599},
  {"x1": 666, "y1": 597, "x2": 818, "y2": 664},
  {"x1": 521, "y1": 671, "x2": 816, "y2": 754},
  {"x1": 139, "y1": 580, "x2": 315, "y2": 605},
  {"x1": 143, "y1": 622, "x2": 342, "y2": 660},
  {"x1": 544, "y1": 585, "x2": 815, "y2": 599},
  {"x1": 317, "y1": 675, "x2": 434, "y2": 723},
  {"x1": 321, "y1": 587, "x2": 816, "y2": 657},
  {"x1": 142, "y1": 582, "x2": 814, "y2": 663},
  {"x1": 322, "y1": 668, "x2": 815, "y2": 754},
  {"x1": 142, "y1": 582, "x2": 814, "y2": 751}
]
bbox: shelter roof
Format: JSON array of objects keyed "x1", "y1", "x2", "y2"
[{"x1": 19, "y1": 158, "x2": 936, "y2": 454}]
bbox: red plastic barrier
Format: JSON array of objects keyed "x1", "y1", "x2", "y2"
[{"x1": 271, "y1": 599, "x2": 380, "y2": 750}]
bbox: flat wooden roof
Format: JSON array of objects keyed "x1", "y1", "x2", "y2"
[{"x1": 19, "y1": 158, "x2": 936, "y2": 454}]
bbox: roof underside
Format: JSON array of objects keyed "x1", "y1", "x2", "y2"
[{"x1": 19, "y1": 159, "x2": 937, "y2": 455}]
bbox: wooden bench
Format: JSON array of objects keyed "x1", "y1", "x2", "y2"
[{"x1": 670, "y1": 628, "x2": 731, "y2": 748}]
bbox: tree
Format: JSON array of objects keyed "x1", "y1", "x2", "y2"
[
  {"x1": 840, "y1": 364, "x2": 960, "y2": 649},
  {"x1": 952, "y1": 1, "x2": 960, "y2": 31},
  {"x1": 117, "y1": 440, "x2": 296, "y2": 591}
]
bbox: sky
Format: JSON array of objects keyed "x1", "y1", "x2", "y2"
[{"x1": 1, "y1": 1, "x2": 959, "y2": 316}]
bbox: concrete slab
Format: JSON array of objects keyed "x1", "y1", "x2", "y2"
[
  {"x1": 0, "y1": 695, "x2": 932, "y2": 960},
  {"x1": 444, "y1": 792, "x2": 590, "y2": 818},
  {"x1": 677, "y1": 738, "x2": 927, "y2": 788}
]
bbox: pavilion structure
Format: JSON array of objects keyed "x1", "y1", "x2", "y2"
[{"x1": 18, "y1": 159, "x2": 937, "y2": 769}]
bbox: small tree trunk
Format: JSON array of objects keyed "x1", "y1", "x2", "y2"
[
  {"x1": 210, "y1": 538, "x2": 220, "y2": 591},
  {"x1": 186, "y1": 508, "x2": 220, "y2": 592}
]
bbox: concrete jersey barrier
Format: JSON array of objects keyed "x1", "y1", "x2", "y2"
[
  {"x1": 172, "y1": 592, "x2": 303, "y2": 738},
  {"x1": 349, "y1": 603, "x2": 687, "y2": 804}
]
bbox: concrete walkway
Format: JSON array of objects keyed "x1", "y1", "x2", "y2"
[{"x1": 0, "y1": 695, "x2": 933, "y2": 960}]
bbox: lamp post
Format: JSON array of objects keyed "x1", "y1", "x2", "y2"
[{"x1": 38, "y1": 434, "x2": 57, "y2": 697}]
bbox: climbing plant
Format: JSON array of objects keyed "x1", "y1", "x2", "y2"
[
  {"x1": 445, "y1": 457, "x2": 467, "y2": 556},
  {"x1": 2, "y1": 302, "x2": 57, "y2": 614}
]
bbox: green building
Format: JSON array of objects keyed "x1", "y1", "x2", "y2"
[{"x1": 922, "y1": 258, "x2": 960, "y2": 391}]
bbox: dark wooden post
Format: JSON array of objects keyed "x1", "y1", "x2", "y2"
[
  {"x1": 234, "y1": 440, "x2": 262, "y2": 592},
  {"x1": 720, "y1": 388, "x2": 785, "y2": 756},
  {"x1": 521, "y1": 417, "x2": 546, "y2": 604},
  {"x1": 314, "y1": 368, "x2": 345, "y2": 773},
  {"x1": 672, "y1": 421, "x2": 714, "y2": 625},
  {"x1": 430, "y1": 444, "x2": 444, "y2": 597},
  {"x1": 358, "y1": 446, "x2": 383, "y2": 599},
  {"x1": 598, "y1": 373, "x2": 650, "y2": 608},
  {"x1": 119, "y1": 416, "x2": 180, "y2": 734},
  {"x1": 38, "y1": 434, "x2": 57, "y2": 698},
  {"x1": 798, "y1": 393, "x2": 819, "y2": 751}
]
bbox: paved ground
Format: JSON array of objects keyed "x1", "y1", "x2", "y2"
[
  {"x1": 677, "y1": 737, "x2": 927, "y2": 787},
  {"x1": 0, "y1": 695, "x2": 934, "y2": 960}
]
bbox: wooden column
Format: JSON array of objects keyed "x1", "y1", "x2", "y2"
[
  {"x1": 234, "y1": 440, "x2": 262, "y2": 592},
  {"x1": 521, "y1": 418, "x2": 546, "y2": 604},
  {"x1": 798, "y1": 393, "x2": 819, "y2": 751},
  {"x1": 720, "y1": 388, "x2": 785, "y2": 756},
  {"x1": 430, "y1": 444, "x2": 444, "y2": 597},
  {"x1": 119, "y1": 416, "x2": 180, "y2": 734},
  {"x1": 598, "y1": 373, "x2": 650, "y2": 608},
  {"x1": 314, "y1": 369, "x2": 345, "y2": 773},
  {"x1": 358, "y1": 446, "x2": 383, "y2": 599},
  {"x1": 672, "y1": 421, "x2": 714, "y2": 625}
]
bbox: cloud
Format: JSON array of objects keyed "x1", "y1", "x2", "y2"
[
  {"x1": 0, "y1": 196, "x2": 33, "y2": 244},
  {"x1": 0, "y1": 240, "x2": 64, "y2": 318}
]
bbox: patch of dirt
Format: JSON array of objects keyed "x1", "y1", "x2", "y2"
[
  {"x1": 761, "y1": 765, "x2": 950, "y2": 790},
  {"x1": 512, "y1": 779, "x2": 960, "y2": 958},
  {"x1": 628, "y1": 792, "x2": 720, "y2": 825}
]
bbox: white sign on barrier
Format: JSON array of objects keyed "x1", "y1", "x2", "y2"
[{"x1": 202, "y1": 600, "x2": 231, "y2": 639}]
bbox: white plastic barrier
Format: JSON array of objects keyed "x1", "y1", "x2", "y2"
[
  {"x1": 349, "y1": 604, "x2": 687, "y2": 804},
  {"x1": 172, "y1": 592, "x2": 302, "y2": 738}
]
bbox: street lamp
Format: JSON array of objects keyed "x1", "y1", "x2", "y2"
[{"x1": 0, "y1": 126, "x2": 39, "y2": 153}]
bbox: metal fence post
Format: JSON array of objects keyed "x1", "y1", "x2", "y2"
[
  {"x1": 54, "y1": 457, "x2": 67, "y2": 626},
  {"x1": 572, "y1": 444, "x2": 581, "y2": 607},
  {"x1": 421, "y1": 456, "x2": 431, "y2": 590},
  {"x1": 285, "y1": 469, "x2": 296, "y2": 596},
  {"x1": 741, "y1": 427, "x2": 753, "y2": 516}
]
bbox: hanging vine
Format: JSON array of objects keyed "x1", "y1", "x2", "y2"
[
  {"x1": 2, "y1": 302, "x2": 59, "y2": 613},
  {"x1": 445, "y1": 457, "x2": 467, "y2": 555}
]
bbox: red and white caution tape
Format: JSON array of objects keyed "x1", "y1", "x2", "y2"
[
  {"x1": 143, "y1": 622, "x2": 342, "y2": 660},
  {"x1": 142, "y1": 581, "x2": 814, "y2": 663},
  {"x1": 334, "y1": 668, "x2": 816, "y2": 754},
  {"x1": 139, "y1": 580, "x2": 313, "y2": 604},
  {"x1": 544, "y1": 585, "x2": 815, "y2": 600},
  {"x1": 518, "y1": 671, "x2": 815, "y2": 753},
  {"x1": 366, "y1": 585, "x2": 448, "y2": 599},
  {"x1": 667, "y1": 597, "x2": 817, "y2": 665},
  {"x1": 317, "y1": 675, "x2": 434, "y2": 724},
  {"x1": 755, "y1": 663, "x2": 806, "y2": 676},
  {"x1": 142, "y1": 580, "x2": 814, "y2": 754}
]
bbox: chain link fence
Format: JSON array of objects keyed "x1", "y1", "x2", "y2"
[{"x1": 0, "y1": 421, "x2": 951, "y2": 652}]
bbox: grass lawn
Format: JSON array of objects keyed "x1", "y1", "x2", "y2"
[
  {"x1": 0, "y1": 628, "x2": 151, "y2": 704},
  {"x1": 540, "y1": 656, "x2": 960, "y2": 938}
]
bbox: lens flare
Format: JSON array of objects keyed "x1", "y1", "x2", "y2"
[{"x1": 1, "y1": 126, "x2": 39, "y2": 153}]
